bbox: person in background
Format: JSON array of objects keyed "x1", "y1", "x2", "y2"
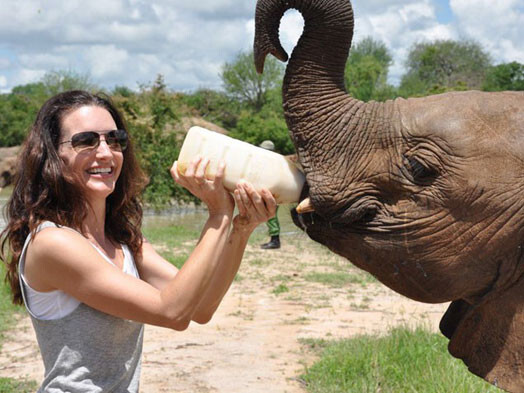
[
  {"x1": 259, "y1": 140, "x2": 281, "y2": 250},
  {"x1": 0, "y1": 90, "x2": 276, "y2": 392}
]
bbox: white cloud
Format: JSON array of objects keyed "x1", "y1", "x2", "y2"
[
  {"x1": 18, "y1": 53, "x2": 69, "y2": 70},
  {"x1": 0, "y1": 0, "x2": 522, "y2": 92},
  {"x1": 83, "y1": 45, "x2": 130, "y2": 79},
  {"x1": 12, "y1": 68, "x2": 47, "y2": 87},
  {"x1": 0, "y1": 75, "x2": 6, "y2": 87},
  {"x1": 352, "y1": 0, "x2": 455, "y2": 85},
  {"x1": 450, "y1": 0, "x2": 524, "y2": 63}
]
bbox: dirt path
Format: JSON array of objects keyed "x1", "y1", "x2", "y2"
[{"x1": 0, "y1": 232, "x2": 448, "y2": 392}]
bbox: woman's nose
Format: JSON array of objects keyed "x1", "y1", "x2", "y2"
[{"x1": 95, "y1": 137, "x2": 113, "y2": 157}]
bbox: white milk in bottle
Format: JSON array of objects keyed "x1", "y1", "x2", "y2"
[{"x1": 176, "y1": 126, "x2": 305, "y2": 204}]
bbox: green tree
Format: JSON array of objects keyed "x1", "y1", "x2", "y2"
[
  {"x1": 483, "y1": 61, "x2": 524, "y2": 91},
  {"x1": 0, "y1": 82, "x2": 48, "y2": 146},
  {"x1": 344, "y1": 37, "x2": 397, "y2": 102},
  {"x1": 41, "y1": 70, "x2": 97, "y2": 96},
  {"x1": 229, "y1": 87, "x2": 294, "y2": 155},
  {"x1": 221, "y1": 50, "x2": 284, "y2": 111},
  {"x1": 113, "y1": 74, "x2": 194, "y2": 208},
  {"x1": 399, "y1": 39, "x2": 491, "y2": 97},
  {"x1": 0, "y1": 70, "x2": 99, "y2": 147},
  {"x1": 182, "y1": 88, "x2": 240, "y2": 130}
]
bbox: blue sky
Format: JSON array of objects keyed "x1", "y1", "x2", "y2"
[
  {"x1": 434, "y1": 0, "x2": 454, "y2": 23},
  {"x1": 0, "y1": 0, "x2": 523, "y2": 93}
]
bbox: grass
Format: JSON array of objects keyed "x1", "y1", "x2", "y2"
[
  {"x1": 0, "y1": 378, "x2": 37, "y2": 393},
  {"x1": 142, "y1": 224, "x2": 200, "y2": 250},
  {"x1": 304, "y1": 271, "x2": 375, "y2": 288},
  {"x1": 142, "y1": 224, "x2": 200, "y2": 269},
  {"x1": 0, "y1": 265, "x2": 23, "y2": 342},
  {"x1": 0, "y1": 266, "x2": 38, "y2": 390},
  {"x1": 272, "y1": 283, "x2": 290, "y2": 295},
  {"x1": 161, "y1": 253, "x2": 189, "y2": 269},
  {"x1": 300, "y1": 325, "x2": 502, "y2": 393}
]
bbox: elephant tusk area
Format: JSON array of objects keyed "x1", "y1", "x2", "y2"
[{"x1": 296, "y1": 198, "x2": 315, "y2": 214}]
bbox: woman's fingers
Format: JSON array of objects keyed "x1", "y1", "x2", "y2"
[
  {"x1": 240, "y1": 183, "x2": 265, "y2": 218},
  {"x1": 184, "y1": 156, "x2": 202, "y2": 178},
  {"x1": 213, "y1": 161, "x2": 226, "y2": 187},
  {"x1": 236, "y1": 182, "x2": 276, "y2": 221},
  {"x1": 234, "y1": 189, "x2": 247, "y2": 217},
  {"x1": 194, "y1": 157, "x2": 209, "y2": 185},
  {"x1": 260, "y1": 188, "x2": 277, "y2": 218},
  {"x1": 170, "y1": 161, "x2": 188, "y2": 187},
  {"x1": 174, "y1": 156, "x2": 213, "y2": 189}
]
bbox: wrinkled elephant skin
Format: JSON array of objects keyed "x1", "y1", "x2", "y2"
[{"x1": 254, "y1": 0, "x2": 524, "y2": 391}]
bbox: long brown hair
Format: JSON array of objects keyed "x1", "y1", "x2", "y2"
[{"x1": 1, "y1": 90, "x2": 148, "y2": 304}]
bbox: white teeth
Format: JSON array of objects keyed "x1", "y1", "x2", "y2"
[{"x1": 88, "y1": 167, "x2": 112, "y2": 174}]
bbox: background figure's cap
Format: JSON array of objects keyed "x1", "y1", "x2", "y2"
[{"x1": 259, "y1": 140, "x2": 275, "y2": 151}]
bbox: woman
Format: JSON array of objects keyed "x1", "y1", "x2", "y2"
[{"x1": 0, "y1": 90, "x2": 276, "y2": 392}]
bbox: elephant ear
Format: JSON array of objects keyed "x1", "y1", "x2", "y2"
[{"x1": 439, "y1": 275, "x2": 524, "y2": 392}]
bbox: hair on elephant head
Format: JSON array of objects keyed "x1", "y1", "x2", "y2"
[{"x1": 254, "y1": 0, "x2": 524, "y2": 391}]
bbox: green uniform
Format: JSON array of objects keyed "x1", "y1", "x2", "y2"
[{"x1": 267, "y1": 206, "x2": 280, "y2": 236}]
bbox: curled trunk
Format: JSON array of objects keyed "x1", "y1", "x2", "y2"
[{"x1": 254, "y1": 0, "x2": 392, "y2": 215}]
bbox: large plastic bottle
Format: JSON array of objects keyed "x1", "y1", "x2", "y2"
[{"x1": 177, "y1": 126, "x2": 305, "y2": 204}]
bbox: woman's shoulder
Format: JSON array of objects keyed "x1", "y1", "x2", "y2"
[
  {"x1": 24, "y1": 223, "x2": 93, "y2": 293},
  {"x1": 29, "y1": 223, "x2": 86, "y2": 261}
]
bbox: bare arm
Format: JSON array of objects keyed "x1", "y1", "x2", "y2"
[
  {"x1": 25, "y1": 212, "x2": 229, "y2": 331},
  {"x1": 191, "y1": 182, "x2": 277, "y2": 322},
  {"x1": 25, "y1": 157, "x2": 235, "y2": 331}
]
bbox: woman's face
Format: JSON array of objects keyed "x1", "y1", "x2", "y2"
[{"x1": 58, "y1": 105, "x2": 124, "y2": 203}]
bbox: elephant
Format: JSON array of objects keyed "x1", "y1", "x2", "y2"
[{"x1": 253, "y1": 0, "x2": 524, "y2": 391}]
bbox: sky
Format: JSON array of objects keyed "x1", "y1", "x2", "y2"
[{"x1": 0, "y1": 0, "x2": 523, "y2": 93}]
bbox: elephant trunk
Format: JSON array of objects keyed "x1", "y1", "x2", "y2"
[
  {"x1": 254, "y1": 0, "x2": 379, "y2": 208},
  {"x1": 255, "y1": 1, "x2": 357, "y2": 149}
]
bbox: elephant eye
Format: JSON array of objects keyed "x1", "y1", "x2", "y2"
[{"x1": 406, "y1": 157, "x2": 438, "y2": 185}]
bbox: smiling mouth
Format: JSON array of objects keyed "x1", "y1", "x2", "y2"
[{"x1": 87, "y1": 167, "x2": 113, "y2": 175}]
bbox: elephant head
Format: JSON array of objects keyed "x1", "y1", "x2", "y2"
[{"x1": 254, "y1": 0, "x2": 524, "y2": 391}]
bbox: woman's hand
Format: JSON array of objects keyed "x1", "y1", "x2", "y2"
[
  {"x1": 170, "y1": 157, "x2": 234, "y2": 217},
  {"x1": 233, "y1": 182, "x2": 277, "y2": 234}
]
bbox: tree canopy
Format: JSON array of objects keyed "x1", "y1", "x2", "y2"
[
  {"x1": 221, "y1": 50, "x2": 284, "y2": 111},
  {"x1": 399, "y1": 39, "x2": 492, "y2": 97},
  {"x1": 483, "y1": 61, "x2": 524, "y2": 91},
  {"x1": 344, "y1": 37, "x2": 397, "y2": 102}
]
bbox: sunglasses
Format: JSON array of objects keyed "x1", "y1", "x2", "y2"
[{"x1": 59, "y1": 130, "x2": 128, "y2": 152}]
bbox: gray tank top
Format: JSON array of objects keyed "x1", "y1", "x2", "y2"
[{"x1": 19, "y1": 222, "x2": 144, "y2": 393}]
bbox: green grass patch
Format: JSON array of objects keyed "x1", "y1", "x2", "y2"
[
  {"x1": 272, "y1": 283, "x2": 289, "y2": 295},
  {"x1": 160, "y1": 253, "x2": 189, "y2": 269},
  {"x1": 250, "y1": 258, "x2": 271, "y2": 267},
  {"x1": 0, "y1": 266, "x2": 38, "y2": 389},
  {"x1": 142, "y1": 225, "x2": 199, "y2": 250},
  {"x1": 300, "y1": 326, "x2": 501, "y2": 393},
  {"x1": 0, "y1": 265, "x2": 23, "y2": 342},
  {"x1": 0, "y1": 377, "x2": 38, "y2": 393},
  {"x1": 0, "y1": 186, "x2": 13, "y2": 198},
  {"x1": 304, "y1": 272, "x2": 374, "y2": 287}
]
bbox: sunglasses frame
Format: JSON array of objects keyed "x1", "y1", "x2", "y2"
[{"x1": 59, "y1": 129, "x2": 128, "y2": 152}]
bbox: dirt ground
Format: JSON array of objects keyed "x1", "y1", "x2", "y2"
[{"x1": 0, "y1": 230, "x2": 448, "y2": 392}]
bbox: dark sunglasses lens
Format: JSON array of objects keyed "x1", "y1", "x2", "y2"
[
  {"x1": 71, "y1": 132, "x2": 99, "y2": 150},
  {"x1": 106, "y1": 130, "x2": 128, "y2": 151}
]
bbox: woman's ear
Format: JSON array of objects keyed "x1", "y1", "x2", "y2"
[{"x1": 440, "y1": 274, "x2": 524, "y2": 392}]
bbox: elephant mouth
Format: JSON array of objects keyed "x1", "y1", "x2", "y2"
[
  {"x1": 291, "y1": 182, "x2": 324, "y2": 232},
  {"x1": 291, "y1": 190, "x2": 349, "y2": 234},
  {"x1": 291, "y1": 182, "x2": 380, "y2": 234},
  {"x1": 291, "y1": 206, "x2": 315, "y2": 231}
]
